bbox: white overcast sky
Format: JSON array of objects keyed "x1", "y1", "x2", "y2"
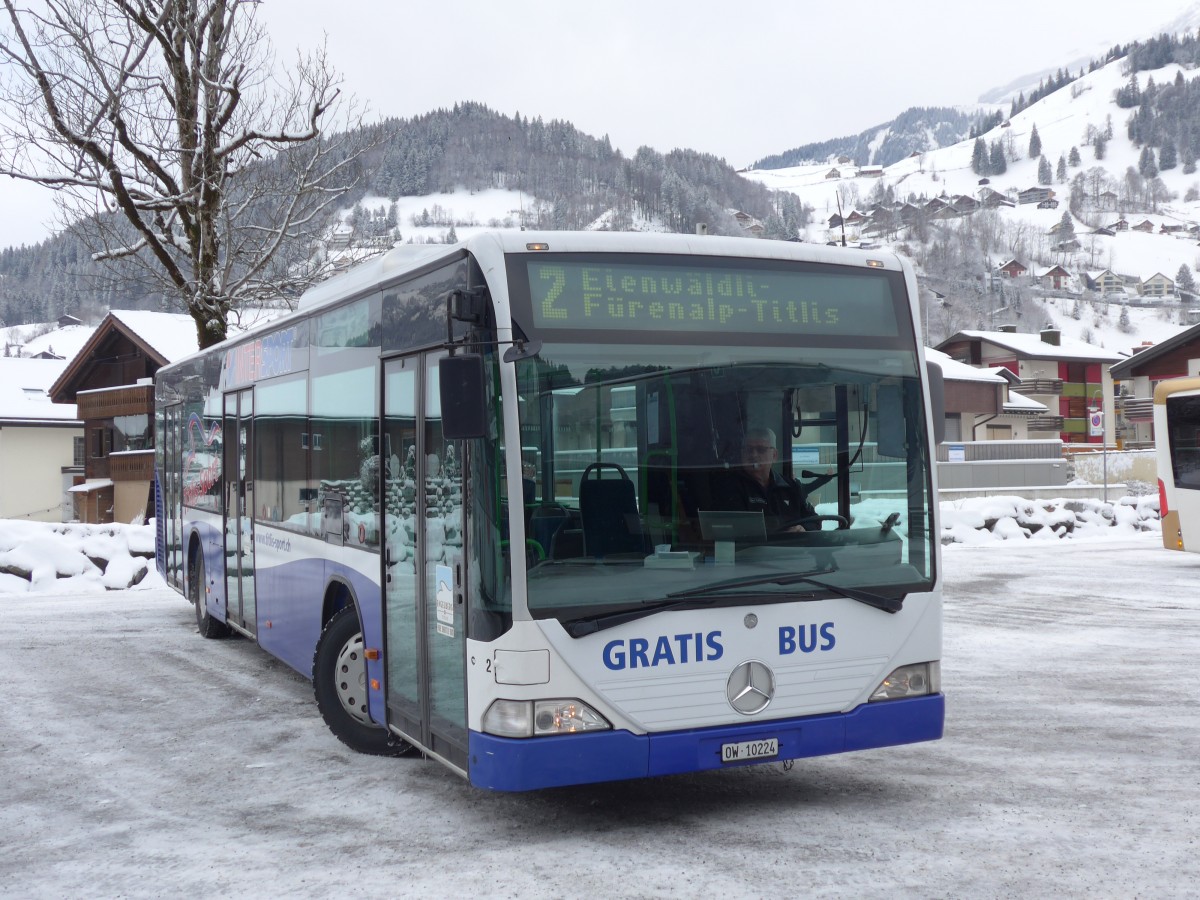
[{"x1": 0, "y1": 0, "x2": 1195, "y2": 250}]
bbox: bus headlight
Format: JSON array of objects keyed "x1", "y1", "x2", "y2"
[
  {"x1": 483, "y1": 699, "x2": 611, "y2": 738},
  {"x1": 869, "y1": 661, "x2": 940, "y2": 701}
]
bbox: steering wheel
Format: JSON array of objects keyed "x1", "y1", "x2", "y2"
[{"x1": 776, "y1": 514, "x2": 850, "y2": 532}]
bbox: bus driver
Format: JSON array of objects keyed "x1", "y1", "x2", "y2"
[{"x1": 709, "y1": 427, "x2": 828, "y2": 533}]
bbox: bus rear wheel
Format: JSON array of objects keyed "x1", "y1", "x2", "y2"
[
  {"x1": 191, "y1": 551, "x2": 229, "y2": 639},
  {"x1": 313, "y1": 606, "x2": 413, "y2": 757}
]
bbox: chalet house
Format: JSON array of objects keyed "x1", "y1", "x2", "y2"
[
  {"x1": 924, "y1": 196, "x2": 950, "y2": 214},
  {"x1": 1109, "y1": 323, "x2": 1200, "y2": 446},
  {"x1": 951, "y1": 195, "x2": 979, "y2": 213},
  {"x1": 825, "y1": 168, "x2": 842, "y2": 179},
  {"x1": 328, "y1": 222, "x2": 354, "y2": 248},
  {"x1": 1086, "y1": 270, "x2": 1126, "y2": 294},
  {"x1": 49, "y1": 310, "x2": 200, "y2": 524},
  {"x1": 844, "y1": 210, "x2": 868, "y2": 225},
  {"x1": 858, "y1": 166, "x2": 884, "y2": 178},
  {"x1": 1037, "y1": 198, "x2": 1060, "y2": 209},
  {"x1": 1160, "y1": 223, "x2": 1186, "y2": 235},
  {"x1": 827, "y1": 213, "x2": 843, "y2": 228},
  {"x1": 1054, "y1": 239, "x2": 1082, "y2": 252},
  {"x1": 1097, "y1": 191, "x2": 1119, "y2": 210},
  {"x1": 732, "y1": 211, "x2": 765, "y2": 236},
  {"x1": 1091, "y1": 227, "x2": 1116, "y2": 237},
  {"x1": 935, "y1": 326, "x2": 1122, "y2": 445},
  {"x1": 1037, "y1": 265, "x2": 1072, "y2": 291},
  {"x1": 1108, "y1": 218, "x2": 1130, "y2": 232},
  {"x1": 997, "y1": 259, "x2": 1028, "y2": 278},
  {"x1": 837, "y1": 155, "x2": 852, "y2": 164},
  {"x1": 899, "y1": 202, "x2": 923, "y2": 223},
  {"x1": 0, "y1": 357, "x2": 82, "y2": 523},
  {"x1": 1142, "y1": 272, "x2": 1175, "y2": 297},
  {"x1": 1132, "y1": 219, "x2": 1156, "y2": 233},
  {"x1": 1018, "y1": 186, "x2": 1055, "y2": 205}
]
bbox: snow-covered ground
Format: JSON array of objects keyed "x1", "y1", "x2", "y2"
[{"x1": 0, "y1": 529, "x2": 1195, "y2": 897}]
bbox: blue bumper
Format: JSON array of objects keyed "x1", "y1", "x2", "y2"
[{"x1": 468, "y1": 693, "x2": 944, "y2": 791}]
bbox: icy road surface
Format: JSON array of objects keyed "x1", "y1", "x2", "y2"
[{"x1": 1, "y1": 534, "x2": 1197, "y2": 898}]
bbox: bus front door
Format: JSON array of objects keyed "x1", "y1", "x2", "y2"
[
  {"x1": 382, "y1": 353, "x2": 468, "y2": 772},
  {"x1": 162, "y1": 402, "x2": 183, "y2": 589},
  {"x1": 222, "y1": 388, "x2": 256, "y2": 635}
]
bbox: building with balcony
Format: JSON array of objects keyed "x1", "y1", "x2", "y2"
[
  {"x1": 49, "y1": 310, "x2": 199, "y2": 523},
  {"x1": 935, "y1": 327, "x2": 1123, "y2": 445},
  {"x1": 1108, "y1": 324, "x2": 1200, "y2": 448}
]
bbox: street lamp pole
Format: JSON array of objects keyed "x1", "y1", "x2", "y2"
[{"x1": 1092, "y1": 389, "x2": 1108, "y2": 504}]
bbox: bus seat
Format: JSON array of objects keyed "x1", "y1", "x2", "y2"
[
  {"x1": 549, "y1": 527, "x2": 584, "y2": 559},
  {"x1": 530, "y1": 504, "x2": 571, "y2": 554},
  {"x1": 579, "y1": 462, "x2": 650, "y2": 558}
]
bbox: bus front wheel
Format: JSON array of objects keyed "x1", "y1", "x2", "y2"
[
  {"x1": 191, "y1": 551, "x2": 229, "y2": 639},
  {"x1": 313, "y1": 606, "x2": 413, "y2": 757}
]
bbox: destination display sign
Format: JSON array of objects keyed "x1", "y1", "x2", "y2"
[{"x1": 525, "y1": 260, "x2": 900, "y2": 337}]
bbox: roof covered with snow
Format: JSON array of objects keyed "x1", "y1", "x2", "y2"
[
  {"x1": 0, "y1": 358, "x2": 78, "y2": 422},
  {"x1": 941, "y1": 330, "x2": 1124, "y2": 363},
  {"x1": 926, "y1": 347, "x2": 1007, "y2": 383},
  {"x1": 1109, "y1": 320, "x2": 1200, "y2": 378},
  {"x1": 107, "y1": 310, "x2": 199, "y2": 363},
  {"x1": 1004, "y1": 388, "x2": 1047, "y2": 413}
]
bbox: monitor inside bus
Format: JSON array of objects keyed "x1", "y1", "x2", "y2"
[{"x1": 698, "y1": 510, "x2": 767, "y2": 542}]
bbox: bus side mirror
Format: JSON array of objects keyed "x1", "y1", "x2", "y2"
[
  {"x1": 926, "y1": 361, "x2": 945, "y2": 445},
  {"x1": 440, "y1": 354, "x2": 487, "y2": 440}
]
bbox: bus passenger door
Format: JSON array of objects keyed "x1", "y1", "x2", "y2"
[
  {"x1": 382, "y1": 353, "x2": 468, "y2": 771},
  {"x1": 162, "y1": 403, "x2": 184, "y2": 588},
  {"x1": 222, "y1": 389, "x2": 256, "y2": 635}
]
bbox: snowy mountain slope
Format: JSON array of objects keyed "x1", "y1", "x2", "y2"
[{"x1": 743, "y1": 53, "x2": 1200, "y2": 353}]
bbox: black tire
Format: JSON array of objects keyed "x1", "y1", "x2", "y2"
[
  {"x1": 313, "y1": 605, "x2": 413, "y2": 757},
  {"x1": 191, "y1": 550, "x2": 230, "y2": 639}
]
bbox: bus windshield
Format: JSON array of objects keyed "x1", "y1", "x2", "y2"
[{"x1": 506, "y1": 253, "x2": 936, "y2": 626}]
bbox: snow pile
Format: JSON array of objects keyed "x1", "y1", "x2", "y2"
[
  {"x1": 0, "y1": 495, "x2": 1164, "y2": 594},
  {"x1": 0, "y1": 520, "x2": 165, "y2": 594},
  {"x1": 940, "y1": 494, "x2": 1160, "y2": 544}
]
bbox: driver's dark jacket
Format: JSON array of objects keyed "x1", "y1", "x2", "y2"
[{"x1": 708, "y1": 467, "x2": 815, "y2": 526}]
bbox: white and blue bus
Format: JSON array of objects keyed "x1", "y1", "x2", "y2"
[{"x1": 155, "y1": 231, "x2": 945, "y2": 791}]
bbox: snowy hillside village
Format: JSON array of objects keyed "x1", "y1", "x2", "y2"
[{"x1": 741, "y1": 52, "x2": 1200, "y2": 352}]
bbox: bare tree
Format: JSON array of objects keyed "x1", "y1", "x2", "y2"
[{"x1": 0, "y1": 0, "x2": 368, "y2": 348}]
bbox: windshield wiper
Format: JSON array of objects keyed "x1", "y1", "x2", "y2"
[
  {"x1": 563, "y1": 569, "x2": 903, "y2": 638},
  {"x1": 667, "y1": 568, "x2": 903, "y2": 614},
  {"x1": 564, "y1": 596, "x2": 725, "y2": 637}
]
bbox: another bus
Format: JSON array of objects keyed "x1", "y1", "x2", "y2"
[
  {"x1": 154, "y1": 230, "x2": 946, "y2": 791},
  {"x1": 1153, "y1": 376, "x2": 1200, "y2": 551}
]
